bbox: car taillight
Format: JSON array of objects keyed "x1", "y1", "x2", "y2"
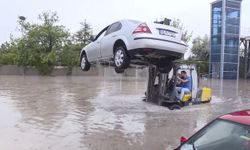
[{"x1": 133, "y1": 23, "x2": 152, "y2": 34}]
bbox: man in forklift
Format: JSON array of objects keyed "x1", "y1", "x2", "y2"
[{"x1": 176, "y1": 71, "x2": 192, "y2": 101}]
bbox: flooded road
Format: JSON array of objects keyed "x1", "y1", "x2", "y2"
[{"x1": 0, "y1": 76, "x2": 250, "y2": 150}]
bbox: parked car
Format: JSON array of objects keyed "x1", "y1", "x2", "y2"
[
  {"x1": 80, "y1": 19, "x2": 187, "y2": 73},
  {"x1": 176, "y1": 109, "x2": 250, "y2": 150}
]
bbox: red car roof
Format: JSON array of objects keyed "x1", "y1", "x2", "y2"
[{"x1": 220, "y1": 109, "x2": 250, "y2": 126}]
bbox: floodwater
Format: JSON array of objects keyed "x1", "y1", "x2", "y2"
[{"x1": 0, "y1": 76, "x2": 250, "y2": 150}]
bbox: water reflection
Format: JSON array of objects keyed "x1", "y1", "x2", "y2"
[{"x1": 205, "y1": 79, "x2": 240, "y2": 99}]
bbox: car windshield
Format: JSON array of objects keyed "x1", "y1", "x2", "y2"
[{"x1": 181, "y1": 119, "x2": 250, "y2": 150}]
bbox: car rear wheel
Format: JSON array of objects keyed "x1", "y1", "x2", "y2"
[
  {"x1": 80, "y1": 53, "x2": 90, "y2": 71},
  {"x1": 114, "y1": 46, "x2": 130, "y2": 73}
]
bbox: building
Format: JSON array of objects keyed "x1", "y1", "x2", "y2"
[{"x1": 209, "y1": 0, "x2": 242, "y2": 79}]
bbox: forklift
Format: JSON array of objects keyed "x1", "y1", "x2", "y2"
[{"x1": 145, "y1": 63, "x2": 212, "y2": 110}]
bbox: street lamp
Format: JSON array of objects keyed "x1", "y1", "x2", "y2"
[
  {"x1": 19, "y1": 16, "x2": 26, "y2": 21},
  {"x1": 18, "y1": 16, "x2": 26, "y2": 32},
  {"x1": 18, "y1": 16, "x2": 27, "y2": 74}
]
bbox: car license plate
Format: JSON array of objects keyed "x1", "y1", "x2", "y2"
[{"x1": 158, "y1": 29, "x2": 177, "y2": 38}]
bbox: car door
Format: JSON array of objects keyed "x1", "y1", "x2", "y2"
[
  {"x1": 100, "y1": 22, "x2": 122, "y2": 59},
  {"x1": 86, "y1": 26, "x2": 108, "y2": 61}
]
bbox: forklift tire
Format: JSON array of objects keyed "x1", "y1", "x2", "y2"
[{"x1": 169, "y1": 104, "x2": 181, "y2": 110}]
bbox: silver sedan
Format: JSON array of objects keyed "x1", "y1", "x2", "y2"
[{"x1": 80, "y1": 19, "x2": 187, "y2": 73}]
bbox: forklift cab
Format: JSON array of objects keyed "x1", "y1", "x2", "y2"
[
  {"x1": 171, "y1": 64, "x2": 211, "y2": 105},
  {"x1": 176, "y1": 65, "x2": 198, "y2": 102},
  {"x1": 163, "y1": 64, "x2": 212, "y2": 110}
]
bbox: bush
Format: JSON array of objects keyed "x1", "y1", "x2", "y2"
[
  {"x1": 0, "y1": 53, "x2": 18, "y2": 65},
  {"x1": 177, "y1": 60, "x2": 209, "y2": 75}
]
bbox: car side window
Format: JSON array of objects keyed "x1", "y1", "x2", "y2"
[{"x1": 105, "y1": 22, "x2": 122, "y2": 36}]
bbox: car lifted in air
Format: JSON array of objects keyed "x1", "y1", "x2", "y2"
[{"x1": 80, "y1": 19, "x2": 187, "y2": 73}]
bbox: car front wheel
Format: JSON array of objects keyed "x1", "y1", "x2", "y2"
[
  {"x1": 80, "y1": 53, "x2": 90, "y2": 71},
  {"x1": 114, "y1": 46, "x2": 130, "y2": 73}
]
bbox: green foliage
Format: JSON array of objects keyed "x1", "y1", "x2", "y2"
[
  {"x1": 171, "y1": 19, "x2": 192, "y2": 44},
  {"x1": 23, "y1": 11, "x2": 70, "y2": 53},
  {"x1": 59, "y1": 44, "x2": 80, "y2": 75},
  {"x1": 0, "y1": 39, "x2": 19, "y2": 65},
  {"x1": 0, "y1": 11, "x2": 93, "y2": 75},
  {"x1": 0, "y1": 52, "x2": 18, "y2": 65},
  {"x1": 17, "y1": 11, "x2": 70, "y2": 74},
  {"x1": 36, "y1": 50, "x2": 57, "y2": 75},
  {"x1": 178, "y1": 60, "x2": 209, "y2": 75},
  {"x1": 198, "y1": 62, "x2": 209, "y2": 75},
  {"x1": 191, "y1": 35, "x2": 209, "y2": 61},
  {"x1": 73, "y1": 20, "x2": 92, "y2": 46}
]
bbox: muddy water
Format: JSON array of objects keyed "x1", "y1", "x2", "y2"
[{"x1": 0, "y1": 76, "x2": 250, "y2": 150}]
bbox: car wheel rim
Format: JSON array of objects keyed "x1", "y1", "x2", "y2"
[
  {"x1": 81, "y1": 56, "x2": 86, "y2": 69},
  {"x1": 115, "y1": 49, "x2": 124, "y2": 67}
]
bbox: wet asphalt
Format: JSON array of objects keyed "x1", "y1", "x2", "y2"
[{"x1": 0, "y1": 76, "x2": 249, "y2": 150}]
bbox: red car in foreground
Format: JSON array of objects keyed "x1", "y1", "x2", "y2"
[{"x1": 176, "y1": 109, "x2": 250, "y2": 150}]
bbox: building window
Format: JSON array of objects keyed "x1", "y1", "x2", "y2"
[
  {"x1": 224, "y1": 46, "x2": 238, "y2": 54},
  {"x1": 212, "y1": 36, "x2": 222, "y2": 44},
  {"x1": 226, "y1": 8, "x2": 240, "y2": 18},
  {"x1": 211, "y1": 54, "x2": 221, "y2": 62},
  {"x1": 225, "y1": 37, "x2": 239, "y2": 46},
  {"x1": 223, "y1": 72, "x2": 237, "y2": 79},
  {"x1": 226, "y1": 1, "x2": 241, "y2": 9},
  {"x1": 224, "y1": 63, "x2": 238, "y2": 71},
  {"x1": 224, "y1": 54, "x2": 238, "y2": 63},
  {"x1": 226, "y1": 25, "x2": 239, "y2": 34},
  {"x1": 226, "y1": 17, "x2": 240, "y2": 25}
]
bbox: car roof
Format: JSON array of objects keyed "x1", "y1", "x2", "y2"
[
  {"x1": 118, "y1": 19, "x2": 142, "y2": 24},
  {"x1": 220, "y1": 109, "x2": 250, "y2": 125}
]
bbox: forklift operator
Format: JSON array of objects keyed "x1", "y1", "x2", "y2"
[{"x1": 176, "y1": 71, "x2": 191, "y2": 101}]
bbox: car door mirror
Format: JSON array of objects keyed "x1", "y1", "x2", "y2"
[
  {"x1": 89, "y1": 36, "x2": 95, "y2": 42},
  {"x1": 180, "y1": 136, "x2": 188, "y2": 144}
]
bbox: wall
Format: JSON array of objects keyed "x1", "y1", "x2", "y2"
[{"x1": 0, "y1": 65, "x2": 148, "y2": 77}]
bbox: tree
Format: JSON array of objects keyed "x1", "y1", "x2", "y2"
[
  {"x1": 191, "y1": 35, "x2": 209, "y2": 61},
  {"x1": 73, "y1": 20, "x2": 93, "y2": 46},
  {"x1": 0, "y1": 11, "x2": 94, "y2": 75},
  {"x1": 17, "y1": 11, "x2": 70, "y2": 74},
  {"x1": 23, "y1": 11, "x2": 70, "y2": 53},
  {"x1": 0, "y1": 39, "x2": 19, "y2": 65},
  {"x1": 171, "y1": 19, "x2": 192, "y2": 45},
  {"x1": 59, "y1": 44, "x2": 79, "y2": 75}
]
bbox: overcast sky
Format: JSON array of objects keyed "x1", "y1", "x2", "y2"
[{"x1": 0, "y1": 0, "x2": 250, "y2": 44}]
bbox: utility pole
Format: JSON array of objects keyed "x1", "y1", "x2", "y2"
[{"x1": 18, "y1": 16, "x2": 26, "y2": 75}]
